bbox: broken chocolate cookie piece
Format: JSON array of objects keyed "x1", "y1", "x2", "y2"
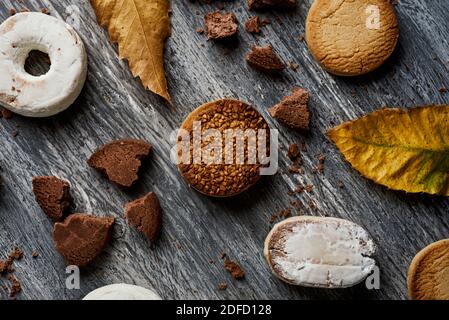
[
  {"x1": 224, "y1": 258, "x2": 245, "y2": 280},
  {"x1": 32, "y1": 176, "x2": 71, "y2": 221},
  {"x1": 125, "y1": 192, "x2": 162, "y2": 243},
  {"x1": 248, "y1": 0, "x2": 296, "y2": 10},
  {"x1": 88, "y1": 139, "x2": 152, "y2": 188},
  {"x1": 205, "y1": 11, "x2": 238, "y2": 40},
  {"x1": 53, "y1": 213, "x2": 114, "y2": 267},
  {"x1": 246, "y1": 45, "x2": 285, "y2": 73},
  {"x1": 269, "y1": 88, "x2": 310, "y2": 130}
]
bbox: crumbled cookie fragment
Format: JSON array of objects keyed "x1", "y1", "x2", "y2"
[
  {"x1": 53, "y1": 214, "x2": 115, "y2": 267},
  {"x1": 288, "y1": 165, "x2": 303, "y2": 174},
  {"x1": 245, "y1": 16, "x2": 262, "y2": 34},
  {"x1": 32, "y1": 176, "x2": 71, "y2": 221},
  {"x1": 88, "y1": 139, "x2": 152, "y2": 188},
  {"x1": 9, "y1": 8, "x2": 16, "y2": 16},
  {"x1": 305, "y1": 184, "x2": 313, "y2": 193},
  {"x1": 287, "y1": 143, "x2": 300, "y2": 162},
  {"x1": 224, "y1": 258, "x2": 245, "y2": 279},
  {"x1": 288, "y1": 61, "x2": 299, "y2": 71},
  {"x1": 0, "y1": 247, "x2": 24, "y2": 299},
  {"x1": 268, "y1": 88, "x2": 310, "y2": 130},
  {"x1": 218, "y1": 282, "x2": 228, "y2": 290},
  {"x1": 1, "y1": 108, "x2": 13, "y2": 119},
  {"x1": 125, "y1": 192, "x2": 162, "y2": 243},
  {"x1": 246, "y1": 45, "x2": 285, "y2": 73},
  {"x1": 439, "y1": 86, "x2": 448, "y2": 94},
  {"x1": 312, "y1": 154, "x2": 326, "y2": 174},
  {"x1": 248, "y1": 0, "x2": 296, "y2": 10},
  {"x1": 31, "y1": 251, "x2": 39, "y2": 258},
  {"x1": 8, "y1": 274, "x2": 21, "y2": 299},
  {"x1": 270, "y1": 209, "x2": 292, "y2": 224},
  {"x1": 204, "y1": 11, "x2": 238, "y2": 40}
]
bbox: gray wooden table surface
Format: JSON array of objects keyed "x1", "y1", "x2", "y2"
[{"x1": 1, "y1": 0, "x2": 449, "y2": 300}]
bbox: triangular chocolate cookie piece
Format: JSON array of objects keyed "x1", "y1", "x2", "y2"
[
  {"x1": 268, "y1": 88, "x2": 310, "y2": 130},
  {"x1": 246, "y1": 45, "x2": 285, "y2": 73},
  {"x1": 125, "y1": 192, "x2": 162, "y2": 243},
  {"x1": 88, "y1": 139, "x2": 152, "y2": 188}
]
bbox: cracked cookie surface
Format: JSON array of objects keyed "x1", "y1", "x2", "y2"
[
  {"x1": 408, "y1": 239, "x2": 449, "y2": 300},
  {"x1": 306, "y1": 0, "x2": 399, "y2": 76}
]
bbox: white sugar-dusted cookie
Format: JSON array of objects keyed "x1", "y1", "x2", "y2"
[
  {"x1": 264, "y1": 216, "x2": 376, "y2": 288},
  {"x1": 0, "y1": 12, "x2": 87, "y2": 117},
  {"x1": 83, "y1": 284, "x2": 162, "y2": 300}
]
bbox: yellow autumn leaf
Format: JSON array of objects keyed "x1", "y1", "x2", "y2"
[
  {"x1": 91, "y1": 0, "x2": 171, "y2": 102},
  {"x1": 328, "y1": 106, "x2": 449, "y2": 196}
]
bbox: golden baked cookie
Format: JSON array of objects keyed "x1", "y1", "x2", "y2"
[
  {"x1": 408, "y1": 239, "x2": 449, "y2": 300},
  {"x1": 177, "y1": 99, "x2": 270, "y2": 197},
  {"x1": 306, "y1": 0, "x2": 399, "y2": 76}
]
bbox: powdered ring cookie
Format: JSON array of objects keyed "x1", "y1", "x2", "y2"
[
  {"x1": 306, "y1": 0, "x2": 399, "y2": 76},
  {"x1": 264, "y1": 216, "x2": 376, "y2": 288},
  {"x1": 408, "y1": 239, "x2": 449, "y2": 300},
  {"x1": 0, "y1": 12, "x2": 87, "y2": 117},
  {"x1": 177, "y1": 99, "x2": 270, "y2": 197},
  {"x1": 83, "y1": 284, "x2": 162, "y2": 300}
]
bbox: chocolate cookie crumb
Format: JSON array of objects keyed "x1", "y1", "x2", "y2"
[
  {"x1": 0, "y1": 248, "x2": 23, "y2": 274},
  {"x1": 8, "y1": 274, "x2": 21, "y2": 298},
  {"x1": 246, "y1": 45, "x2": 285, "y2": 73},
  {"x1": 41, "y1": 8, "x2": 49, "y2": 14},
  {"x1": 204, "y1": 11, "x2": 238, "y2": 40},
  {"x1": 32, "y1": 176, "x2": 71, "y2": 221},
  {"x1": 294, "y1": 185, "x2": 304, "y2": 193},
  {"x1": 248, "y1": 0, "x2": 296, "y2": 10},
  {"x1": 9, "y1": 8, "x2": 16, "y2": 16},
  {"x1": 88, "y1": 139, "x2": 152, "y2": 188},
  {"x1": 268, "y1": 88, "x2": 310, "y2": 130},
  {"x1": 288, "y1": 165, "x2": 303, "y2": 174},
  {"x1": 31, "y1": 251, "x2": 39, "y2": 258},
  {"x1": 0, "y1": 247, "x2": 24, "y2": 299},
  {"x1": 270, "y1": 209, "x2": 292, "y2": 223},
  {"x1": 125, "y1": 192, "x2": 162, "y2": 243},
  {"x1": 53, "y1": 214, "x2": 114, "y2": 267},
  {"x1": 1, "y1": 108, "x2": 13, "y2": 119},
  {"x1": 224, "y1": 258, "x2": 245, "y2": 279},
  {"x1": 9, "y1": 248, "x2": 23, "y2": 261},
  {"x1": 338, "y1": 181, "x2": 345, "y2": 189},
  {"x1": 305, "y1": 184, "x2": 313, "y2": 193},
  {"x1": 287, "y1": 143, "x2": 301, "y2": 162},
  {"x1": 312, "y1": 154, "x2": 326, "y2": 174},
  {"x1": 439, "y1": 86, "x2": 448, "y2": 94},
  {"x1": 289, "y1": 61, "x2": 299, "y2": 71},
  {"x1": 245, "y1": 16, "x2": 262, "y2": 34},
  {"x1": 218, "y1": 282, "x2": 228, "y2": 290}
]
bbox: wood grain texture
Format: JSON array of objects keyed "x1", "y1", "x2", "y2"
[{"x1": 0, "y1": 0, "x2": 448, "y2": 300}]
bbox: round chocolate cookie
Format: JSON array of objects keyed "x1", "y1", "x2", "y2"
[
  {"x1": 177, "y1": 99, "x2": 270, "y2": 197},
  {"x1": 306, "y1": 0, "x2": 399, "y2": 76}
]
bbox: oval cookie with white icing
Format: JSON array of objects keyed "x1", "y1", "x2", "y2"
[{"x1": 264, "y1": 216, "x2": 376, "y2": 288}]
